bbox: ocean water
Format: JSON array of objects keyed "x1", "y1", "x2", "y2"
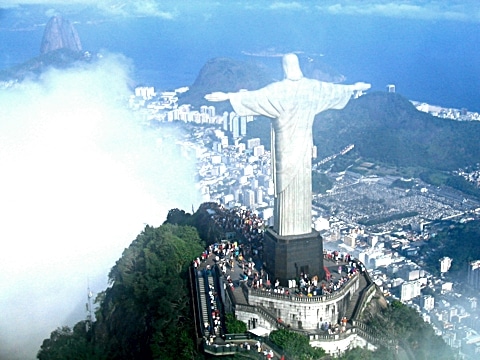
[{"x1": 1, "y1": 13, "x2": 480, "y2": 111}]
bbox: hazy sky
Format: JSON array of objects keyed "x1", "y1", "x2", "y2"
[
  {"x1": 2, "y1": 1, "x2": 480, "y2": 21},
  {"x1": 1, "y1": 1, "x2": 480, "y2": 359}
]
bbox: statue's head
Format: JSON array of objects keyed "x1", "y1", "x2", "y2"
[{"x1": 282, "y1": 53, "x2": 303, "y2": 81}]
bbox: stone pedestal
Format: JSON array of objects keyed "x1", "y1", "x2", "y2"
[{"x1": 263, "y1": 228, "x2": 325, "y2": 286}]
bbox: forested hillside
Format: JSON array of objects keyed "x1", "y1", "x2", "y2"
[
  {"x1": 37, "y1": 223, "x2": 205, "y2": 360},
  {"x1": 422, "y1": 220, "x2": 480, "y2": 275}
]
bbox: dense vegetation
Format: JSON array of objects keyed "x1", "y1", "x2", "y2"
[
  {"x1": 315, "y1": 92, "x2": 480, "y2": 172},
  {"x1": 337, "y1": 346, "x2": 394, "y2": 360},
  {"x1": 363, "y1": 300, "x2": 455, "y2": 360},
  {"x1": 225, "y1": 313, "x2": 247, "y2": 334},
  {"x1": 37, "y1": 223, "x2": 205, "y2": 360},
  {"x1": 312, "y1": 171, "x2": 333, "y2": 194},
  {"x1": 347, "y1": 300, "x2": 455, "y2": 360},
  {"x1": 357, "y1": 211, "x2": 419, "y2": 226},
  {"x1": 269, "y1": 329, "x2": 326, "y2": 360},
  {"x1": 164, "y1": 203, "x2": 225, "y2": 245},
  {"x1": 423, "y1": 220, "x2": 480, "y2": 275},
  {"x1": 419, "y1": 170, "x2": 480, "y2": 199}
]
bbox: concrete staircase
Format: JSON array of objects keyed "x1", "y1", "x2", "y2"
[
  {"x1": 344, "y1": 274, "x2": 368, "y2": 321},
  {"x1": 197, "y1": 274, "x2": 211, "y2": 337}
]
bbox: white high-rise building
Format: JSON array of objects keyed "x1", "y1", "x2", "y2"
[
  {"x1": 400, "y1": 280, "x2": 421, "y2": 302},
  {"x1": 240, "y1": 116, "x2": 247, "y2": 136},
  {"x1": 256, "y1": 188, "x2": 263, "y2": 204},
  {"x1": 468, "y1": 260, "x2": 480, "y2": 290},
  {"x1": 421, "y1": 295, "x2": 435, "y2": 311},
  {"x1": 207, "y1": 106, "x2": 215, "y2": 117},
  {"x1": 223, "y1": 115, "x2": 228, "y2": 131},
  {"x1": 232, "y1": 116, "x2": 240, "y2": 138},
  {"x1": 440, "y1": 257, "x2": 453, "y2": 273},
  {"x1": 135, "y1": 86, "x2": 155, "y2": 99},
  {"x1": 244, "y1": 189, "x2": 255, "y2": 208},
  {"x1": 343, "y1": 234, "x2": 356, "y2": 248},
  {"x1": 253, "y1": 145, "x2": 265, "y2": 157}
]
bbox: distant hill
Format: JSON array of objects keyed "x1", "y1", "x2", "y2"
[
  {"x1": 0, "y1": 48, "x2": 90, "y2": 82},
  {"x1": 314, "y1": 92, "x2": 480, "y2": 171},
  {"x1": 0, "y1": 15, "x2": 87, "y2": 82},
  {"x1": 245, "y1": 91, "x2": 480, "y2": 172},
  {"x1": 178, "y1": 57, "x2": 273, "y2": 113}
]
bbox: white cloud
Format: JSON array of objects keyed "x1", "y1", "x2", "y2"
[
  {"x1": 316, "y1": 1, "x2": 479, "y2": 21},
  {"x1": 4, "y1": 0, "x2": 478, "y2": 22},
  {"x1": 0, "y1": 53, "x2": 199, "y2": 359},
  {"x1": 97, "y1": 0, "x2": 177, "y2": 19},
  {"x1": 269, "y1": 1, "x2": 306, "y2": 11},
  {"x1": 1, "y1": 0, "x2": 177, "y2": 19}
]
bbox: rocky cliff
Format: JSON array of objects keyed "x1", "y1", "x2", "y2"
[{"x1": 40, "y1": 15, "x2": 82, "y2": 55}]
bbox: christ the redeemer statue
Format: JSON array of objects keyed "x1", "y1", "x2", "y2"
[{"x1": 205, "y1": 53, "x2": 370, "y2": 237}]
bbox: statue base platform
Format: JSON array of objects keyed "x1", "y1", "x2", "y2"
[{"x1": 263, "y1": 228, "x2": 324, "y2": 286}]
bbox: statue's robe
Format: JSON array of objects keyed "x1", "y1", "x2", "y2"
[{"x1": 230, "y1": 78, "x2": 354, "y2": 236}]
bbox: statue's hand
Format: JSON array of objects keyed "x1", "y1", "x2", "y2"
[
  {"x1": 352, "y1": 82, "x2": 371, "y2": 91},
  {"x1": 205, "y1": 92, "x2": 230, "y2": 102}
]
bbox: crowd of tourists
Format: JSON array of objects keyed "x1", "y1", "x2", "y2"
[
  {"x1": 195, "y1": 204, "x2": 364, "y2": 299},
  {"x1": 204, "y1": 281, "x2": 223, "y2": 345},
  {"x1": 211, "y1": 206, "x2": 265, "y2": 260}
]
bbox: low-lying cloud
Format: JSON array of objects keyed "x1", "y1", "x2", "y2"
[
  {"x1": 316, "y1": 1, "x2": 476, "y2": 21},
  {"x1": 0, "y1": 53, "x2": 200, "y2": 360}
]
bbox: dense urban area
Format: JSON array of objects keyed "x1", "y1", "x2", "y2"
[{"x1": 130, "y1": 85, "x2": 480, "y2": 358}]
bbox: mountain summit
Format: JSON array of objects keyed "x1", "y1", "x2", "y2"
[
  {"x1": 178, "y1": 57, "x2": 273, "y2": 112},
  {"x1": 40, "y1": 15, "x2": 82, "y2": 55}
]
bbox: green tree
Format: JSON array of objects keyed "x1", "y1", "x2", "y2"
[
  {"x1": 37, "y1": 322, "x2": 106, "y2": 360},
  {"x1": 312, "y1": 171, "x2": 333, "y2": 194},
  {"x1": 225, "y1": 313, "x2": 247, "y2": 334},
  {"x1": 338, "y1": 346, "x2": 394, "y2": 360},
  {"x1": 365, "y1": 300, "x2": 455, "y2": 360},
  {"x1": 269, "y1": 329, "x2": 325, "y2": 360},
  {"x1": 164, "y1": 203, "x2": 224, "y2": 245},
  {"x1": 93, "y1": 223, "x2": 205, "y2": 360}
]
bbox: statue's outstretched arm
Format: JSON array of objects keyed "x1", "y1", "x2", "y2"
[{"x1": 205, "y1": 92, "x2": 230, "y2": 102}]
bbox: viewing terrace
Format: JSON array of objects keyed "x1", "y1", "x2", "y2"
[{"x1": 189, "y1": 203, "x2": 387, "y2": 357}]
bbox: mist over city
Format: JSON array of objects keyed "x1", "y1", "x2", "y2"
[
  {"x1": 0, "y1": 52, "x2": 199, "y2": 359},
  {"x1": 1, "y1": 1, "x2": 480, "y2": 360}
]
